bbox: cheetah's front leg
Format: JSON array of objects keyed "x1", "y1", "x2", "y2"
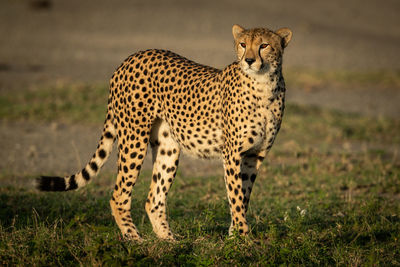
[
  {"x1": 241, "y1": 151, "x2": 266, "y2": 212},
  {"x1": 223, "y1": 150, "x2": 265, "y2": 236},
  {"x1": 223, "y1": 153, "x2": 250, "y2": 235}
]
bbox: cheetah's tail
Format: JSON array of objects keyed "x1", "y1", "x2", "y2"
[{"x1": 36, "y1": 103, "x2": 116, "y2": 191}]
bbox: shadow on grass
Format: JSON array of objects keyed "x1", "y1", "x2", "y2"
[
  {"x1": 0, "y1": 185, "x2": 230, "y2": 236},
  {"x1": 0, "y1": 187, "x2": 115, "y2": 229}
]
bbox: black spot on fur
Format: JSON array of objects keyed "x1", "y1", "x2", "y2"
[
  {"x1": 82, "y1": 168, "x2": 90, "y2": 181},
  {"x1": 105, "y1": 132, "x2": 114, "y2": 139},
  {"x1": 90, "y1": 162, "x2": 98, "y2": 172},
  {"x1": 99, "y1": 149, "x2": 106, "y2": 159},
  {"x1": 68, "y1": 175, "x2": 78, "y2": 190}
]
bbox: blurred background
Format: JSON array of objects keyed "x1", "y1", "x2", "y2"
[
  {"x1": 1, "y1": 0, "x2": 399, "y2": 115},
  {"x1": 0, "y1": 0, "x2": 399, "y2": 175}
]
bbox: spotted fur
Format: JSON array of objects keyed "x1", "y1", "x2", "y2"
[{"x1": 37, "y1": 25, "x2": 292, "y2": 240}]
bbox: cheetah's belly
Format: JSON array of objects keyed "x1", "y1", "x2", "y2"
[{"x1": 162, "y1": 116, "x2": 224, "y2": 159}]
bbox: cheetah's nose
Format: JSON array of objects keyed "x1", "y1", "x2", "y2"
[{"x1": 245, "y1": 58, "x2": 255, "y2": 66}]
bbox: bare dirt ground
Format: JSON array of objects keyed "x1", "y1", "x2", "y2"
[{"x1": 0, "y1": 0, "x2": 399, "y2": 177}]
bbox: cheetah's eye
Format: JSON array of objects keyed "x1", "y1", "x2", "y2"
[
  {"x1": 260, "y1": 43, "x2": 269, "y2": 49},
  {"x1": 240, "y1": 43, "x2": 246, "y2": 48}
]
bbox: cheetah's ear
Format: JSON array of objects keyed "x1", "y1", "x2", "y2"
[
  {"x1": 232, "y1": 24, "x2": 245, "y2": 40},
  {"x1": 276, "y1": 28, "x2": 292, "y2": 48}
]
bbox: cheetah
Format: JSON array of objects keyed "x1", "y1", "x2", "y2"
[{"x1": 37, "y1": 25, "x2": 292, "y2": 241}]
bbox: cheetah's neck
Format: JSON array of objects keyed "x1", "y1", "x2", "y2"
[{"x1": 243, "y1": 66, "x2": 282, "y2": 103}]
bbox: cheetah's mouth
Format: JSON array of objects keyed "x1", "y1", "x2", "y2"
[{"x1": 241, "y1": 62, "x2": 269, "y2": 75}]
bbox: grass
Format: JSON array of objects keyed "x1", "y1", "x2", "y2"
[{"x1": 0, "y1": 83, "x2": 399, "y2": 265}]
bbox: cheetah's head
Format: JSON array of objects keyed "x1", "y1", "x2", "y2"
[{"x1": 232, "y1": 25, "x2": 292, "y2": 76}]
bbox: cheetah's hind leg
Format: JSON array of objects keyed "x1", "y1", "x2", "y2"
[
  {"x1": 146, "y1": 119, "x2": 180, "y2": 240},
  {"x1": 109, "y1": 124, "x2": 150, "y2": 241}
]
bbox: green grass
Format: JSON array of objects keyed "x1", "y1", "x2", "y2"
[{"x1": 1, "y1": 84, "x2": 400, "y2": 265}]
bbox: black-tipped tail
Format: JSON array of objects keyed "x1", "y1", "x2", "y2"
[
  {"x1": 37, "y1": 176, "x2": 70, "y2": 191},
  {"x1": 37, "y1": 103, "x2": 115, "y2": 193}
]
